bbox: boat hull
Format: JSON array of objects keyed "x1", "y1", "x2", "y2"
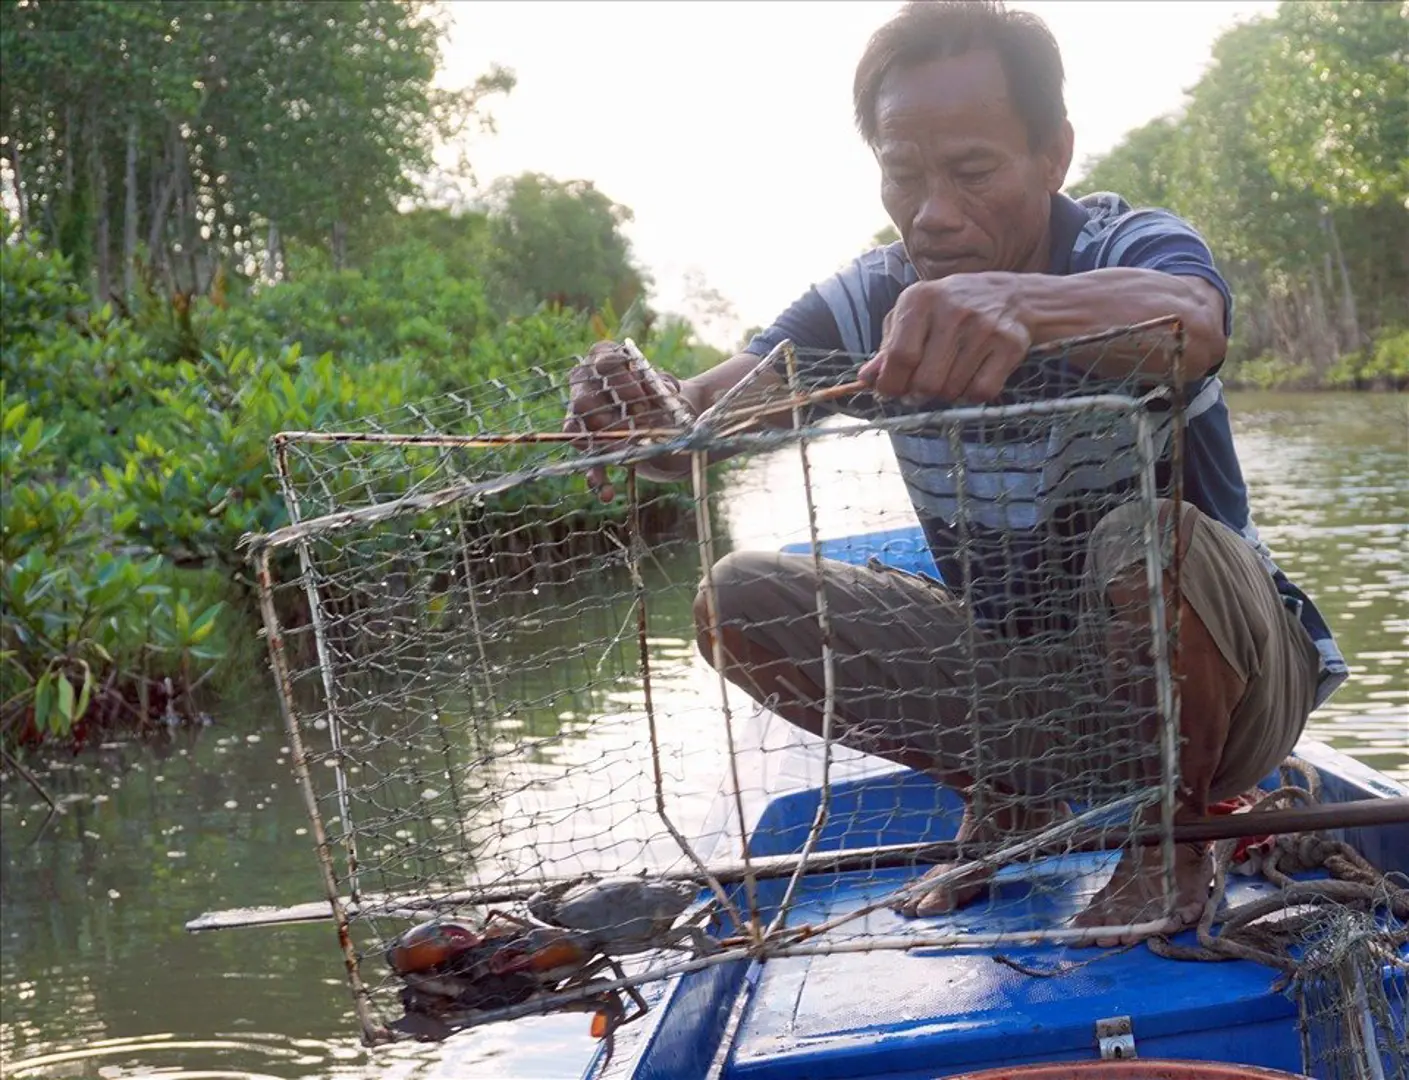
[
  {"x1": 588, "y1": 525, "x2": 1408, "y2": 1079},
  {"x1": 592, "y1": 730, "x2": 1408, "y2": 1080}
]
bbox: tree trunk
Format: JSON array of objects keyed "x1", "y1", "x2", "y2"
[
  {"x1": 174, "y1": 139, "x2": 197, "y2": 295},
  {"x1": 1304, "y1": 274, "x2": 1336, "y2": 376},
  {"x1": 331, "y1": 219, "x2": 347, "y2": 270},
  {"x1": 123, "y1": 117, "x2": 139, "y2": 297},
  {"x1": 1325, "y1": 210, "x2": 1361, "y2": 352},
  {"x1": 63, "y1": 106, "x2": 74, "y2": 193},
  {"x1": 92, "y1": 115, "x2": 111, "y2": 303},
  {"x1": 265, "y1": 219, "x2": 282, "y2": 282},
  {"x1": 146, "y1": 172, "x2": 175, "y2": 279},
  {"x1": 1266, "y1": 280, "x2": 1299, "y2": 366},
  {"x1": 7, "y1": 140, "x2": 28, "y2": 232},
  {"x1": 146, "y1": 124, "x2": 180, "y2": 281}
]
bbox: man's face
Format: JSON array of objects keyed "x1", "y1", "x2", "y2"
[{"x1": 874, "y1": 49, "x2": 1073, "y2": 280}]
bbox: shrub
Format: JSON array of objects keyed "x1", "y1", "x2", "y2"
[
  {"x1": 1, "y1": 218, "x2": 725, "y2": 748},
  {"x1": 1325, "y1": 326, "x2": 1409, "y2": 390},
  {"x1": 1220, "y1": 351, "x2": 1314, "y2": 391}
]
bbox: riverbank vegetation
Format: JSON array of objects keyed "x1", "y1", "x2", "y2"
[
  {"x1": 1070, "y1": 1, "x2": 1408, "y2": 390},
  {"x1": 0, "y1": 1, "x2": 722, "y2": 751},
  {"x1": 1, "y1": 223, "x2": 719, "y2": 752},
  {"x1": 2, "y1": 0, "x2": 1404, "y2": 752}
]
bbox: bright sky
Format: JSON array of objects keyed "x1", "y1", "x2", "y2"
[{"x1": 440, "y1": 0, "x2": 1279, "y2": 349}]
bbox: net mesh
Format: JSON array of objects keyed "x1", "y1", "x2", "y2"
[
  {"x1": 1141, "y1": 765, "x2": 1409, "y2": 1079},
  {"x1": 248, "y1": 322, "x2": 1196, "y2": 1046},
  {"x1": 1294, "y1": 904, "x2": 1409, "y2": 1080}
]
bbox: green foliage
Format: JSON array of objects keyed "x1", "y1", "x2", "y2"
[
  {"x1": 1251, "y1": 1, "x2": 1409, "y2": 209},
  {"x1": 208, "y1": 246, "x2": 495, "y2": 372},
  {"x1": 2, "y1": 241, "x2": 175, "y2": 469},
  {"x1": 0, "y1": 0, "x2": 512, "y2": 294},
  {"x1": 1217, "y1": 352, "x2": 1315, "y2": 392},
  {"x1": 1326, "y1": 325, "x2": 1409, "y2": 390},
  {"x1": 1071, "y1": 2, "x2": 1409, "y2": 383},
  {"x1": 1, "y1": 374, "x2": 233, "y2": 745},
  {"x1": 482, "y1": 173, "x2": 651, "y2": 318},
  {"x1": 343, "y1": 206, "x2": 492, "y2": 282},
  {"x1": 0, "y1": 199, "x2": 720, "y2": 747},
  {"x1": 870, "y1": 225, "x2": 901, "y2": 248},
  {"x1": 0, "y1": 227, "x2": 88, "y2": 342}
]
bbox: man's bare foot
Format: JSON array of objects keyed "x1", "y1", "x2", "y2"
[
  {"x1": 895, "y1": 799, "x2": 1069, "y2": 919},
  {"x1": 1070, "y1": 841, "x2": 1212, "y2": 946}
]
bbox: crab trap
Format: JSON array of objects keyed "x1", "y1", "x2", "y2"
[{"x1": 214, "y1": 319, "x2": 1208, "y2": 1048}]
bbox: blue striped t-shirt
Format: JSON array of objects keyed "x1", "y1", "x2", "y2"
[{"x1": 743, "y1": 191, "x2": 1346, "y2": 708}]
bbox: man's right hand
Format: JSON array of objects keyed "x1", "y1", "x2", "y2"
[{"x1": 563, "y1": 341, "x2": 693, "y2": 503}]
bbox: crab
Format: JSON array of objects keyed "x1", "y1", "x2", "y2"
[
  {"x1": 385, "y1": 917, "x2": 542, "y2": 1013},
  {"x1": 384, "y1": 874, "x2": 720, "y2": 1060},
  {"x1": 522, "y1": 874, "x2": 718, "y2": 959},
  {"x1": 490, "y1": 875, "x2": 717, "y2": 1036}
]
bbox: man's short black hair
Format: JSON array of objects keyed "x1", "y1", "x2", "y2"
[{"x1": 853, "y1": 0, "x2": 1067, "y2": 150}]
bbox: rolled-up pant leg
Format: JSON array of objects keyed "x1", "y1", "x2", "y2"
[
  {"x1": 697, "y1": 551, "x2": 1075, "y2": 796},
  {"x1": 1084, "y1": 499, "x2": 1322, "y2": 806}
]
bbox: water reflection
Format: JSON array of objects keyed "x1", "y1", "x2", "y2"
[
  {"x1": 1, "y1": 392, "x2": 1404, "y2": 1079},
  {"x1": 1224, "y1": 392, "x2": 1408, "y2": 779}
]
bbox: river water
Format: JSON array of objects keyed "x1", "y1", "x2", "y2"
[{"x1": 2, "y1": 391, "x2": 1405, "y2": 1080}]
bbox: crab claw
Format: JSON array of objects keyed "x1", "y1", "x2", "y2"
[
  {"x1": 488, "y1": 928, "x2": 593, "y2": 983},
  {"x1": 387, "y1": 920, "x2": 482, "y2": 976}
]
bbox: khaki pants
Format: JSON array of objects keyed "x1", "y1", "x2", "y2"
[{"x1": 700, "y1": 499, "x2": 1322, "y2": 805}]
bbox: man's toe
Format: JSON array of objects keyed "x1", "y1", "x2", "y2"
[
  {"x1": 892, "y1": 893, "x2": 920, "y2": 918},
  {"x1": 913, "y1": 888, "x2": 957, "y2": 918}
]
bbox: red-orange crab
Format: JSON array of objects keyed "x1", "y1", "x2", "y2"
[
  {"x1": 386, "y1": 918, "x2": 543, "y2": 1015},
  {"x1": 385, "y1": 875, "x2": 719, "y2": 1058}
]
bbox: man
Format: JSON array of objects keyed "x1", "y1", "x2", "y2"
[{"x1": 565, "y1": 0, "x2": 1342, "y2": 942}]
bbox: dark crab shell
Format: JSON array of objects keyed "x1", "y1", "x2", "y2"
[
  {"x1": 527, "y1": 876, "x2": 700, "y2": 952},
  {"x1": 386, "y1": 919, "x2": 483, "y2": 975}
]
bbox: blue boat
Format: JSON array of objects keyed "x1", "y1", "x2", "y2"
[{"x1": 573, "y1": 526, "x2": 1409, "y2": 1080}]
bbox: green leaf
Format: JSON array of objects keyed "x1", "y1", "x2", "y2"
[
  {"x1": 187, "y1": 602, "x2": 224, "y2": 645},
  {"x1": 2, "y1": 401, "x2": 27, "y2": 434},
  {"x1": 19, "y1": 417, "x2": 44, "y2": 455},
  {"x1": 75, "y1": 664, "x2": 93, "y2": 722},
  {"x1": 55, "y1": 672, "x2": 75, "y2": 731},
  {"x1": 33, "y1": 671, "x2": 54, "y2": 734}
]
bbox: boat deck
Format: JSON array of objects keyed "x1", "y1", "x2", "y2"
[
  {"x1": 608, "y1": 738, "x2": 1408, "y2": 1080},
  {"x1": 596, "y1": 527, "x2": 1407, "y2": 1078},
  {"x1": 731, "y1": 857, "x2": 1309, "y2": 1078},
  {"x1": 721, "y1": 770, "x2": 1313, "y2": 1079}
]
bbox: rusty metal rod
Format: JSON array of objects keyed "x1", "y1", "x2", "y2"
[
  {"x1": 267, "y1": 381, "x2": 872, "y2": 451},
  {"x1": 185, "y1": 795, "x2": 1409, "y2": 933}
]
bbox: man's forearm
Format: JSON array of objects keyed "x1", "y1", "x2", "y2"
[
  {"x1": 636, "y1": 352, "x2": 789, "y2": 483},
  {"x1": 678, "y1": 351, "x2": 789, "y2": 417},
  {"x1": 1014, "y1": 268, "x2": 1228, "y2": 382}
]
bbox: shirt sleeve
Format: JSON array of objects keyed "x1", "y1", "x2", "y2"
[
  {"x1": 741, "y1": 246, "x2": 915, "y2": 420},
  {"x1": 1090, "y1": 208, "x2": 1235, "y2": 339},
  {"x1": 740, "y1": 267, "x2": 877, "y2": 421},
  {"x1": 743, "y1": 285, "x2": 845, "y2": 359}
]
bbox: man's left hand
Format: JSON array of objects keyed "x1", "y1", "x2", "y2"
[{"x1": 858, "y1": 273, "x2": 1031, "y2": 404}]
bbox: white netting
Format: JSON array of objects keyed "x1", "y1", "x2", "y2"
[
  {"x1": 246, "y1": 322, "x2": 1196, "y2": 1046},
  {"x1": 1295, "y1": 904, "x2": 1409, "y2": 1080}
]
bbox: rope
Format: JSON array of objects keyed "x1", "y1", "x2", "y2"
[{"x1": 1145, "y1": 760, "x2": 1409, "y2": 977}]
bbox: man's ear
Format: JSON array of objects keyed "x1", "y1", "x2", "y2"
[{"x1": 1043, "y1": 120, "x2": 1075, "y2": 193}]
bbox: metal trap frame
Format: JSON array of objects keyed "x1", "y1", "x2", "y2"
[{"x1": 230, "y1": 320, "x2": 1198, "y2": 1047}]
